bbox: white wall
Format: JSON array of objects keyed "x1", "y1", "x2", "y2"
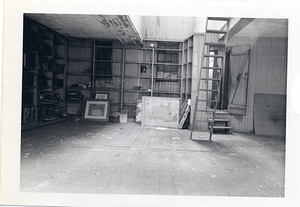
[
  {"x1": 141, "y1": 16, "x2": 197, "y2": 40},
  {"x1": 129, "y1": 15, "x2": 143, "y2": 40}
]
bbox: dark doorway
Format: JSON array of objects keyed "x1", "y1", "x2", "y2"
[{"x1": 220, "y1": 51, "x2": 230, "y2": 110}]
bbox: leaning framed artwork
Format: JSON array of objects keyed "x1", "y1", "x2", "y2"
[
  {"x1": 95, "y1": 93, "x2": 109, "y2": 99},
  {"x1": 83, "y1": 99, "x2": 110, "y2": 121}
]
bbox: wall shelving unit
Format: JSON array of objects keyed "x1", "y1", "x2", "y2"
[
  {"x1": 64, "y1": 38, "x2": 186, "y2": 118},
  {"x1": 22, "y1": 16, "x2": 67, "y2": 130},
  {"x1": 181, "y1": 35, "x2": 194, "y2": 103}
]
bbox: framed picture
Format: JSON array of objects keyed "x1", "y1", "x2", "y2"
[
  {"x1": 83, "y1": 99, "x2": 110, "y2": 121},
  {"x1": 95, "y1": 93, "x2": 109, "y2": 99},
  {"x1": 157, "y1": 71, "x2": 164, "y2": 78}
]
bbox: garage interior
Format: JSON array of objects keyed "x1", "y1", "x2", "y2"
[{"x1": 20, "y1": 14, "x2": 287, "y2": 197}]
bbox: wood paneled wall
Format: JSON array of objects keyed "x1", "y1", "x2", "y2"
[
  {"x1": 227, "y1": 36, "x2": 288, "y2": 132},
  {"x1": 142, "y1": 16, "x2": 195, "y2": 40}
]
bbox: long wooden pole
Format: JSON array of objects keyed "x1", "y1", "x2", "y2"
[
  {"x1": 151, "y1": 47, "x2": 154, "y2": 97},
  {"x1": 121, "y1": 46, "x2": 125, "y2": 109}
]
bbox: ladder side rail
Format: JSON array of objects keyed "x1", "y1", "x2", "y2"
[
  {"x1": 220, "y1": 20, "x2": 230, "y2": 110},
  {"x1": 190, "y1": 17, "x2": 209, "y2": 140},
  {"x1": 210, "y1": 19, "x2": 230, "y2": 140}
]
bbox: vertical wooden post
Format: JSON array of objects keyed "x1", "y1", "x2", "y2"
[
  {"x1": 151, "y1": 47, "x2": 154, "y2": 97},
  {"x1": 180, "y1": 40, "x2": 185, "y2": 102},
  {"x1": 121, "y1": 45, "x2": 125, "y2": 109},
  {"x1": 92, "y1": 39, "x2": 95, "y2": 97}
]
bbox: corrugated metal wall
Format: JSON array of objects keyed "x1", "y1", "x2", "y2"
[
  {"x1": 227, "y1": 36, "x2": 288, "y2": 132},
  {"x1": 142, "y1": 16, "x2": 195, "y2": 41}
]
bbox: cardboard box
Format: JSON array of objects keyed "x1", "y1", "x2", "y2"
[
  {"x1": 110, "y1": 109, "x2": 128, "y2": 123},
  {"x1": 120, "y1": 109, "x2": 128, "y2": 123}
]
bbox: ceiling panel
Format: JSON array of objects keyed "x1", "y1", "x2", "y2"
[
  {"x1": 25, "y1": 14, "x2": 142, "y2": 46},
  {"x1": 234, "y1": 18, "x2": 288, "y2": 38}
]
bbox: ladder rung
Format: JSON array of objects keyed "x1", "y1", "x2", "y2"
[
  {"x1": 201, "y1": 78, "x2": 220, "y2": 81},
  {"x1": 215, "y1": 110, "x2": 230, "y2": 115},
  {"x1": 195, "y1": 129, "x2": 211, "y2": 132},
  {"x1": 196, "y1": 109, "x2": 214, "y2": 113},
  {"x1": 204, "y1": 54, "x2": 224, "y2": 58},
  {"x1": 199, "y1": 89, "x2": 219, "y2": 92},
  {"x1": 205, "y1": 42, "x2": 226, "y2": 47},
  {"x1": 198, "y1": 99, "x2": 217, "y2": 102},
  {"x1": 196, "y1": 109, "x2": 230, "y2": 114},
  {"x1": 206, "y1": 29, "x2": 227, "y2": 34},
  {"x1": 202, "y1": 66, "x2": 222, "y2": 70},
  {"x1": 209, "y1": 126, "x2": 232, "y2": 129},
  {"x1": 208, "y1": 119, "x2": 231, "y2": 122},
  {"x1": 208, "y1": 17, "x2": 230, "y2": 21}
]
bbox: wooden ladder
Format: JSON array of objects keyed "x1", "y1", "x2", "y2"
[{"x1": 190, "y1": 17, "x2": 230, "y2": 141}]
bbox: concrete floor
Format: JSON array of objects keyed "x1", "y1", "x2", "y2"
[{"x1": 20, "y1": 118, "x2": 285, "y2": 197}]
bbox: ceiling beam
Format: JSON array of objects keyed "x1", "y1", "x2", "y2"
[
  {"x1": 228, "y1": 18, "x2": 255, "y2": 40},
  {"x1": 94, "y1": 15, "x2": 142, "y2": 46}
]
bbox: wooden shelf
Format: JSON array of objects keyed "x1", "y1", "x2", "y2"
[
  {"x1": 66, "y1": 87, "x2": 91, "y2": 90},
  {"x1": 93, "y1": 88, "x2": 121, "y2": 92},
  {"x1": 153, "y1": 91, "x2": 180, "y2": 94},
  {"x1": 141, "y1": 62, "x2": 181, "y2": 66},
  {"x1": 123, "y1": 89, "x2": 151, "y2": 93},
  {"x1": 67, "y1": 73, "x2": 92, "y2": 76},
  {"x1": 124, "y1": 76, "x2": 152, "y2": 79},
  {"x1": 141, "y1": 48, "x2": 182, "y2": 52},
  {"x1": 67, "y1": 45, "x2": 93, "y2": 48},
  {"x1": 94, "y1": 74, "x2": 122, "y2": 77},
  {"x1": 95, "y1": 45, "x2": 123, "y2": 49},
  {"x1": 67, "y1": 59, "x2": 93, "y2": 62},
  {"x1": 94, "y1": 59, "x2": 116, "y2": 63},
  {"x1": 124, "y1": 61, "x2": 141, "y2": 64},
  {"x1": 155, "y1": 78, "x2": 181, "y2": 82},
  {"x1": 143, "y1": 39, "x2": 182, "y2": 43},
  {"x1": 124, "y1": 90, "x2": 180, "y2": 95}
]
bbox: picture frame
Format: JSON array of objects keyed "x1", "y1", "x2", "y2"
[
  {"x1": 83, "y1": 99, "x2": 110, "y2": 121},
  {"x1": 157, "y1": 71, "x2": 164, "y2": 78},
  {"x1": 95, "y1": 93, "x2": 109, "y2": 99}
]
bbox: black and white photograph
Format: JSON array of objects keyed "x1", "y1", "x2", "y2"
[{"x1": 1, "y1": 0, "x2": 300, "y2": 207}]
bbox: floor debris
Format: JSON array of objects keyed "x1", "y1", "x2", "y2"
[{"x1": 171, "y1": 137, "x2": 181, "y2": 140}]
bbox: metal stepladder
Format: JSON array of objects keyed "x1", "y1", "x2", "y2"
[{"x1": 190, "y1": 17, "x2": 230, "y2": 141}]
